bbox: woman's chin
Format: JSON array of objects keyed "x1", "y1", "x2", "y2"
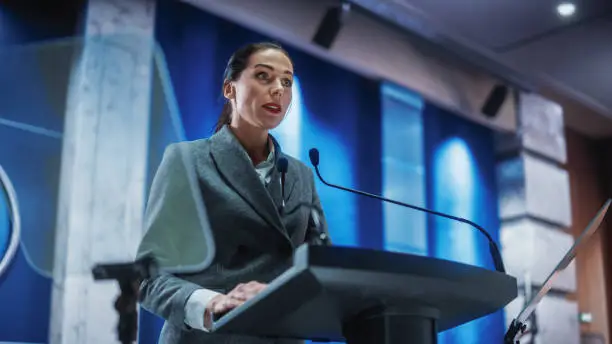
[
  {"x1": 261, "y1": 122, "x2": 282, "y2": 131},
  {"x1": 258, "y1": 114, "x2": 285, "y2": 129}
]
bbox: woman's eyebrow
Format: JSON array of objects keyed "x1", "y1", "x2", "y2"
[{"x1": 254, "y1": 63, "x2": 293, "y2": 76}]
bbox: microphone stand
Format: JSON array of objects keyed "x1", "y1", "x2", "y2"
[
  {"x1": 523, "y1": 273, "x2": 538, "y2": 344},
  {"x1": 504, "y1": 319, "x2": 527, "y2": 344},
  {"x1": 527, "y1": 308, "x2": 538, "y2": 344},
  {"x1": 91, "y1": 256, "x2": 158, "y2": 344}
]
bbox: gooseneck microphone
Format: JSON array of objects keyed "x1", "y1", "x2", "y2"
[{"x1": 308, "y1": 148, "x2": 506, "y2": 273}]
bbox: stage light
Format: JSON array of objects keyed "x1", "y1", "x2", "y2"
[
  {"x1": 557, "y1": 2, "x2": 576, "y2": 17},
  {"x1": 312, "y1": 2, "x2": 351, "y2": 49},
  {"x1": 481, "y1": 84, "x2": 508, "y2": 119}
]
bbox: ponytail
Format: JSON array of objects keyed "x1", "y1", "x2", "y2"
[{"x1": 214, "y1": 102, "x2": 232, "y2": 133}]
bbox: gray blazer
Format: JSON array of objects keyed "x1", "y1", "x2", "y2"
[{"x1": 138, "y1": 126, "x2": 329, "y2": 344}]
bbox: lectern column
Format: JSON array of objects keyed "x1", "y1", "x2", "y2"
[
  {"x1": 343, "y1": 310, "x2": 438, "y2": 344},
  {"x1": 49, "y1": 1, "x2": 156, "y2": 343}
]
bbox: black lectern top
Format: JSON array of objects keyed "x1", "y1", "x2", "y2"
[{"x1": 212, "y1": 244, "x2": 517, "y2": 342}]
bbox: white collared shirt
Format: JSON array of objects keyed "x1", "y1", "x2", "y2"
[{"x1": 253, "y1": 149, "x2": 275, "y2": 185}]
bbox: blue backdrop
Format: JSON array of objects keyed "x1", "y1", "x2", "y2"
[{"x1": 0, "y1": 1, "x2": 504, "y2": 342}]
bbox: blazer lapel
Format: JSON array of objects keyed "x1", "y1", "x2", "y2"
[{"x1": 208, "y1": 126, "x2": 290, "y2": 244}]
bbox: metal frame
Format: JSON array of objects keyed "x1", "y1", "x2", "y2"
[{"x1": 0, "y1": 164, "x2": 20, "y2": 277}]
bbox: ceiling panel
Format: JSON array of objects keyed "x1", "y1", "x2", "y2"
[
  {"x1": 398, "y1": 0, "x2": 612, "y2": 48},
  {"x1": 500, "y1": 17, "x2": 612, "y2": 113}
]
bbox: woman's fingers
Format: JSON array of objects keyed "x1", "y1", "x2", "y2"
[
  {"x1": 210, "y1": 281, "x2": 270, "y2": 316},
  {"x1": 251, "y1": 282, "x2": 267, "y2": 293},
  {"x1": 212, "y1": 295, "x2": 243, "y2": 314},
  {"x1": 228, "y1": 291, "x2": 247, "y2": 301},
  {"x1": 231, "y1": 281, "x2": 267, "y2": 296}
]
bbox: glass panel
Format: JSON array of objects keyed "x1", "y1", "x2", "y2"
[{"x1": 0, "y1": 35, "x2": 215, "y2": 278}]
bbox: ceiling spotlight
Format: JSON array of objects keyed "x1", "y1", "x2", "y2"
[{"x1": 557, "y1": 2, "x2": 576, "y2": 17}]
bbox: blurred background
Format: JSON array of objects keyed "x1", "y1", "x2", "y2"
[{"x1": 0, "y1": 0, "x2": 611, "y2": 343}]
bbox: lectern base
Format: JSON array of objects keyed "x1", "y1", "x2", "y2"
[{"x1": 343, "y1": 307, "x2": 438, "y2": 344}]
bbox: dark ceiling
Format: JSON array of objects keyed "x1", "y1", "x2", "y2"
[
  {"x1": 352, "y1": 0, "x2": 612, "y2": 132},
  {"x1": 0, "y1": 0, "x2": 85, "y2": 43},
  {"x1": 399, "y1": 0, "x2": 612, "y2": 50}
]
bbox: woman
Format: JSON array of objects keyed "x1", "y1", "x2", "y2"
[{"x1": 137, "y1": 42, "x2": 330, "y2": 344}]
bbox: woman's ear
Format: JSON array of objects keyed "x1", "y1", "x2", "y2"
[{"x1": 223, "y1": 81, "x2": 235, "y2": 101}]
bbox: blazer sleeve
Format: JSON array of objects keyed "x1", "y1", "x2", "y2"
[
  {"x1": 308, "y1": 168, "x2": 332, "y2": 246},
  {"x1": 136, "y1": 143, "x2": 208, "y2": 328}
]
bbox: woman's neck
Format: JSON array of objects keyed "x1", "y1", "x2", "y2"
[{"x1": 229, "y1": 119, "x2": 270, "y2": 165}]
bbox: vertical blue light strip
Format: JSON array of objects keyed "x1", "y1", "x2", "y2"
[
  {"x1": 433, "y1": 137, "x2": 485, "y2": 344},
  {"x1": 274, "y1": 75, "x2": 359, "y2": 247},
  {"x1": 271, "y1": 76, "x2": 303, "y2": 160},
  {"x1": 314, "y1": 137, "x2": 357, "y2": 248},
  {"x1": 300, "y1": 104, "x2": 358, "y2": 248},
  {"x1": 381, "y1": 83, "x2": 427, "y2": 255},
  {"x1": 432, "y1": 138, "x2": 478, "y2": 266},
  {"x1": 424, "y1": 106, "x2": 504, "y2": 343}
]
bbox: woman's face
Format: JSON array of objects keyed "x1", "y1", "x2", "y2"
[{"x1": 225, "y1": 49, "x2": 294, "y2": 130}]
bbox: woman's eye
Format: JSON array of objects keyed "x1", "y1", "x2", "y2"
[
  {"x1": 256, "y1": 72, "x2": 269, "y2": 80},
  {"x1": 282, "y1": 79, "x2": 293, "y2": 87}
]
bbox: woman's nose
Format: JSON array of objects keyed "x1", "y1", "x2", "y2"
[{"x1": 270, "y1": 81, "x2": 284, "y2": 98}]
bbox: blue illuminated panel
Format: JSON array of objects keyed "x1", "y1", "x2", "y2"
[{"x1": 380, "y1": 83, "x2": 426, "y2": 255}]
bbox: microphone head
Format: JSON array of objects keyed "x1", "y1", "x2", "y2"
[
  {"x1": 277, "y1": 157, "x2": 289, "y2": 174},
  {"x1": 308, "y1": 148, "x2": 320, "y2": 166}
]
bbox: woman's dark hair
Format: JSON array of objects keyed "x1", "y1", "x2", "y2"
[{"x1": 214, "y1": 42, "x2": 291, "y2": 133}]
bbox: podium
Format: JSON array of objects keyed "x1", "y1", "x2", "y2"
[{"x1": 211, "y1": 244, "x2": 517, "y2": 344}]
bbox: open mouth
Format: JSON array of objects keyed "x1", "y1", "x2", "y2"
[{"x1": 262, "y1": 103, "x2": 281, "y2": 114}]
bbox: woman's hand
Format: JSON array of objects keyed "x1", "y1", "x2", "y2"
[{"x1": 203, "y1": 281, "x2": 268, "y2": 329}]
